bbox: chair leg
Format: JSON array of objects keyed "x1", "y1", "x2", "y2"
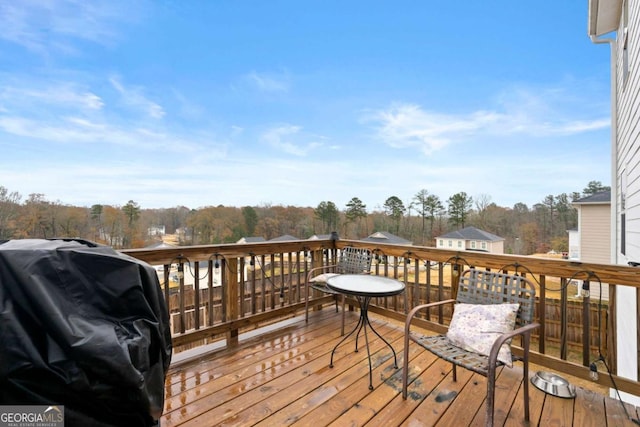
[
  {"x1": 523, "y1": 336, "x2": 531, "y2": 421},
  {"x1": 402, "y1": 326, "x2": 410, "y2": 399},
  {"x1": 452, "y1": 364, "x2": 457, "y2": 382},
  {"x1": 485, "y1": 373, "x2": 496, "y2": 427}
]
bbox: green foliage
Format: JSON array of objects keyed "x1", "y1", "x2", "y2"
[
  {"x1": 122, "y1": 200, "x2": 141, "y2": 225},
  {"x1": 583, "y1": 181, "x2": 610, "y2": 196},
  {"x1": 314, "y1": 201, "x2": 339, "y2": 233},
  {"x1": 383, "y1": 196, "x2": 405, "y2": 234},
  {"x1": 447, "y1": 192, "x2": 473, "y2": 228},
  {"x1": 345, "y1": 197, "x2": 367, "y2": 222},
  {"x1": 242, "y1": 206, "x2": 258, "y2": 235}
]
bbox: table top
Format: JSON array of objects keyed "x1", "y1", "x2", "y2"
[{"x1": 326, "y1": 274, "x2": 405, "y2": 297}]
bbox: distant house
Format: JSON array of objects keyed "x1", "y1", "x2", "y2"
[
  {"x1": 148, "y1": 225, "x2": 166, "y2": 237},
  {"x1": 236, "y1": 236, "x2": 266, "y2": 244},
  {"x1": 436, "y1": 226, "x2": 504, "y2": 254},
  {"x1": 268, "y1": 234, "x2": 299, "y2": 242},
  {"x1": 359, "y1": 231, "x2": 412, "y2": 245},
  {"x1": 572, "y1": 191, "x2": 611, "y2": 300},
  {"x1": 573, "y1": 191, "x2": 611, "y2": 263}
]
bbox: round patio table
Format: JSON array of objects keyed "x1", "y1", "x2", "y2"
[{"x1": 326, "y1": 274, "x2": 405, "y2": 390}]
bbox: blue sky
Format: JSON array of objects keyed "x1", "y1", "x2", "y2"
[{"x1": 0, "y1": 1, "x2": 612, "y2": 211}]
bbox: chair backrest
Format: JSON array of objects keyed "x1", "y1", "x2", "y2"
[
  {"x1": 456, "y1": 269, "x2": 536, "y2": 327},
  {"x1": 336, "y1": 247, "x2": 372, "y2": 275}
]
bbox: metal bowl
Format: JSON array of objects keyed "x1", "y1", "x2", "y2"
[{"x1": 531, "y1": 371, "x2": 576, "y2": 398}]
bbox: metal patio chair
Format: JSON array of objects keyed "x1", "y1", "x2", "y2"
[
  {"x1": 304, "y1": 247, "x2": 372, "y2": 335},
  {"x1": 402, "y1": 268, "x2": 539, "y2": 427}
]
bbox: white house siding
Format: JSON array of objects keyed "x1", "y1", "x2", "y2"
[
  {"x1": 437, "y1": 238, "x2": 502, "y2": 254},
  {"x1": 611, "y1": 0, "x2": 640, "y2": 404},
  {"x1": 437, "y1": 238, "x2": 465, "y2": 250}
]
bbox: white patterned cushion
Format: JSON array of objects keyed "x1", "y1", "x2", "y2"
[
  {"x1": 309, "y1": 273, "x2": 339, "y2": 283},
  {"x1": 446, "y1": 303, "x2": 520, "y2": 367}
]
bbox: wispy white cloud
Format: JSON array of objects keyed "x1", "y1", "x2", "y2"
[
  {"x1": 171, "y1": 89, "x2": 204, "y2": 120},
  {"x1": 245, "y1": 71, "x2": 290, "y2": 93},
  {"x1": 0, "y1": 0, "x2": 142, "y2": 54},
  {"x1": 369, "y1": 103, "x2": 497, "y2": 154},
  {"x1": 0, "y1": 84, "x2": 104, "y2": 111},
  {"x1": 369, "y1": 86, "x2": 610, "y2": 155},
  {"x1": 0, "y1": 115, "x2": 142, "y2": 147},
  {"x1": 261, "y1": 124, "x2": 324, "y2": 156},
  {"x1": 109, "y1": 76, "x2": 165, "y2": 119}
]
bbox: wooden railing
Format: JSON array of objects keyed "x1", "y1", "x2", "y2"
[{"x1": 123, "y1": 238, "x2": 640, "y2": 398}]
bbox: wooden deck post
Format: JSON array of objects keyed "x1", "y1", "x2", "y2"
[
  {"x1": 226, "y1": 257, "x2": 239, "y2": 346},
  {"x1": 450, "y1": 261, "x2": 460, "y2": 300}
]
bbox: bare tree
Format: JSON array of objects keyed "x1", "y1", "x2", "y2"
[{"x1": 0, "y1": 186, "x2": 21, "y2": 239}]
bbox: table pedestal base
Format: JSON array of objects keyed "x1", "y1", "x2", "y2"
[{"x1": 329, "y1": 296, "x2": 398, "y2": 390}]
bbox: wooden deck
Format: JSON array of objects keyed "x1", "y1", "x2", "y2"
[{"x1": 161, "y1": 308, "x2": 640, "y2": 426}]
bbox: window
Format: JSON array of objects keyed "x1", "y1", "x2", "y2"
[
  {"x1": 448, "y1": 240, "x2": 453, "y2": 248},
  {"x1": 457, "y1": 241, "x2": 462, "y2": 248},
  {"x1": 439, "y1": 239, "x2": 443, "y2": 247},
  {"x1": 481, "y1": 242, "x2": 487, "y2": 250},
  {"x1": 471, "y1": 241, "x2": 476, "y2": 249}
]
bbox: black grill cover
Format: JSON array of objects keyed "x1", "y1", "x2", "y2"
[{"x1": 0, "y1": 239, "x2": 172, "y2": 426}]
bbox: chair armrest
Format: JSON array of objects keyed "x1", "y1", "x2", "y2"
[
  {"x1": 305, "y1": 264, "x2": 338, "y2": 284},
  {"x1": 487, "y1": 322, "x2": 540, "y2": 373},
  {"x1": 404, "y1": 299, "x2": 456, "y2": 335}
]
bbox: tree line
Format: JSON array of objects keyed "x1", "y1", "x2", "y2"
[{"x1": 0, "y1": 181, "x2": 610, "y2": 254}]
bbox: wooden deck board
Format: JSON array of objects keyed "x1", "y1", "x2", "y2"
[{"x1": 161, "y1": 307, "x2": 640, "y2": 426}]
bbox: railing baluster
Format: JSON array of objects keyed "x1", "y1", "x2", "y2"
[
  {"x1": 208, "y1": 260, "x2": 214, "y2": 326},
  {"x1": 221, "y1": 258, "x2": 227, "y2": 323},
  {"x1": 539, "y1": 274, "x2": 546, "y2": 354},
  {"x1": 560, "y1": 277, "x2": 568, "y2": 360},
  {"x1": 178, "y1": 260, "x2": 185, "y2": 334},
  {"x1": 249, "y1": 255, "x2": 258, "y2": 314},
  {"x1": 583, "y1": 281, "x2": 592, "y2": 366},
  {"x1": 193, "y1": 262, "x2": 200, "y2": 330},
  {"x1": 269, "y1": 254, "x2": 276, "y2": 309},
  {"x1": 226, "y1": 257, "x2": 239, "y2": 345},
  {"x1": 260, "y1": 254, "x2": 266, "y2": 312}
]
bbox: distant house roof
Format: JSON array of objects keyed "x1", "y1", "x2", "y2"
[
  {"x1": 360, "y1": 231, "x2": 412, "y2": 245},
  {"x1": 237, "y1": 236, "x2": 267, "y2": 244},
  {"x1": 437, "y1": 226, "x2": 503, "y2": 242},
  {"x1": 308, "y1": 234, "x2": 332, "y2": 240},
  {"x1": 269, "y1": 234, "x2": 299, "y2": 242},
  {"x1": 573, "y1": 190, "x2": 611, "y2": 204},
  {"x1": 145, "y1": 241, "x2": 177, "y2": 249}
]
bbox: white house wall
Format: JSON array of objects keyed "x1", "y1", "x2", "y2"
[{"x1": 613, "y1": 0, "x2": 640, "y2": 404}]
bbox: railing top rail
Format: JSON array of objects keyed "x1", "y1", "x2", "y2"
[
  {"x1": 123, "y1": 238, "x2": 640, "y2": 288},
  {"x1": 122, "y1": 239, "x2": 336, "y2": 264},
  {"x1": 336, "y1": 239, "x2": 640, "y2": 288}
]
